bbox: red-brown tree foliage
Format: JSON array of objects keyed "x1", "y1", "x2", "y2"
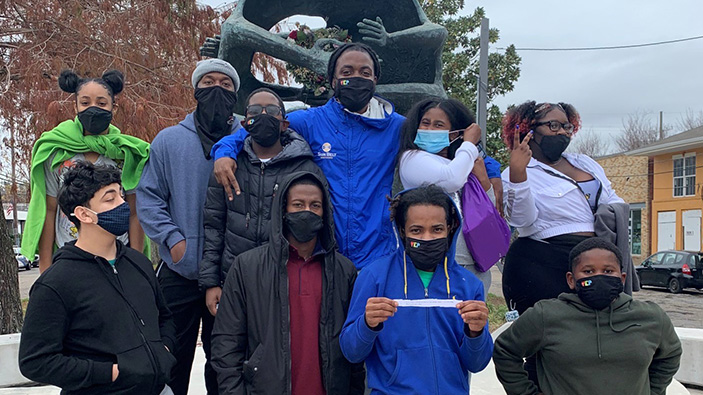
[{"x1": 0, "y1": 0, "x2": 226, "y2": 160}]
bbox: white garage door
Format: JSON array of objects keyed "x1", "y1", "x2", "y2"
[
  {"x1": 657, "y1": 211, "x2": 676, "y2": 252},
  {"x1": 683, "y1": 209, "x2": 701, "y2": 252}
]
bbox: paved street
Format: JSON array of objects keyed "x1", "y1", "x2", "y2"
[
  {"x1": 634, "y1": 286, "x2": 703, "y2": 329},
  {"x1": 17, "y1": 268, "x2": 40, "y2": 300}
]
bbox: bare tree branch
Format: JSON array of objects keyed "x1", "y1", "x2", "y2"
[
  {"x1": 571, "y1": 129, "x2": 606, "y2": 157},
  {"x1": 616, "y1": 110, "x2": 671, "y2": 152},
  {"x1": 677, "y1": 108, "x2": 703, "y2": 132}
]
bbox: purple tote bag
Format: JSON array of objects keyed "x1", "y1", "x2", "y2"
[{"x1": 460, "y1": 174, "x2": 510, "y2": 272}]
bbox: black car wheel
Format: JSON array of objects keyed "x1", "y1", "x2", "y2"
[{"x1": 668, "y1": 278, "x2": 682, "y2": 294}]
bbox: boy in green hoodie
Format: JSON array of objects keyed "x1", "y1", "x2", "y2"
[{"x1": 493, "y1": 238, "x2": 681, "y2": 395}]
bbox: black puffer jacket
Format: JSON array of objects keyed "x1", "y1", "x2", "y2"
[
  {"x1": 199, "y1": 130, "x2": 324, "y2": 291},
  {"x1": 211, "y1": 171, "x2": 365, "y2": 395},
  {"x1": 19, "y1": 242, "x2": 176, "y2": 394}
]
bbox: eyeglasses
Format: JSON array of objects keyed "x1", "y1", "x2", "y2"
[
  {"x1": 534, "y1": 120, "x2": 574, "y2": 134},
  {"x1": 246, "y1": 104, "x2": 282, "y2": 117}
]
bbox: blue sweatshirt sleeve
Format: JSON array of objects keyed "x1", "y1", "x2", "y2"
[
  {"x1": 340, "y1": 269, "x2": 382, "y2": 364},
  {"x1": 458, "y1": 282, "x2": 494, "y2": 373},
  {"x1": 136, "y1": 136, "x2": 184, "y2": 249},
  {"x1": 484, "y1": 155, "x2": 502, "y2": 179},
  {"x1": 286, "y1": 110, "x2": 312, "y2": 141},
  {"x1": 211, "y1": 128, "x2": 248, "y2": 160}
]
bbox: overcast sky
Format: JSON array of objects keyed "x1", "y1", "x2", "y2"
[
  {"x1": 482, "y1": 0, "x2": 703, "y2": 151},
  {"x1": 201, "y1": 0, "x2": 703, "y2": 151}
]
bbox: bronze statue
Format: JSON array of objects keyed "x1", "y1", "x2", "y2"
[{"x1": 200, "y1": 0, "x2": 447, "y2": 114}]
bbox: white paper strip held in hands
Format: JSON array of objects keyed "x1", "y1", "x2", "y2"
[{"x1": 394, "y1": 299, "x2": 463, "y2": 308}]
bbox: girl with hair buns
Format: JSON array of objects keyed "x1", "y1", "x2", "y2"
[
  {"x1": 21, "y1": 69, "x2": 150, "y2": 272},
  {"x1": 500, "y1": 101, "x2": 624, "y2": 387}
]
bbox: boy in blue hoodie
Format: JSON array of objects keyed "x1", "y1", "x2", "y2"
[
  {"x1": 339, "y1": 185, "x2": 493, "y2": 394},
  {"x1": 136, "y1": 59, "x2": 241, "y2": 395}
]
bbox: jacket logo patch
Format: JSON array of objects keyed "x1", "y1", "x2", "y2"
[{"x1": 317, "y1": 142, "x2": 336, "y2": 159}]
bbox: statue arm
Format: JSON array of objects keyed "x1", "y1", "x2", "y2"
[
  {"x1": 222, "y1": 19, "x2": 330, "y2": 75},
  {"x1": 357, "y1": 17, "x2": 446, "y2": 48}
]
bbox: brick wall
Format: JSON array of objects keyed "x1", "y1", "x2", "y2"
[{"x1": 596, "y1": 155, "x2": 650, "y2": 264}]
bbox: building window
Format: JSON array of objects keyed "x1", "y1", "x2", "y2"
[
  {"x1": 629, "y1": 205, "x2": 643, "y2": 255},
  {"x1": 673, "y1": 153, "x2": 696, "y2": 197}
]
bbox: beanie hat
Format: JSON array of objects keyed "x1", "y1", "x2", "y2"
[
  {"x1": 569, "y1": 237, "x2": 623, "y2": 271},
  {"x1": 191, "y1": 59, "x2": 240, "y2": 91}
]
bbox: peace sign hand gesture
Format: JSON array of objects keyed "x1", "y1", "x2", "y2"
[{"x1": 509, "y1": 128, "x2": 533, "y2": 183}]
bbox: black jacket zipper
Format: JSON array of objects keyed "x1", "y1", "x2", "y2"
[{"x1": 108, "y1": 261, "x2": 161, "y2": 393}]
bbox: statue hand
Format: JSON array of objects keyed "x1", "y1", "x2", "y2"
[
  {"x1": 199, "y1": 34, "x2": 221, "y2": 58},
  {"x1": 313, "y1": 38, "x2": 346, "y2": 51},
  {"x1": 357, "y1": 17, "x2": 388, "y2": 47}
]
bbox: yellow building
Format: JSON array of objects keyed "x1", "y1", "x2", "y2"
[{"x1": 628, "y1": 127, "x2": 703, "y2": 253}]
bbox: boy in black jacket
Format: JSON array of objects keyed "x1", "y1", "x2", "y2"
[
  {"x1": 211, "y1": 171, "x2": 364, "y2": 395},
  {"x1": 19, "y1": 161, "x2": 177, "y2": 395},
  {"x1": 199, "y1": 88, "x2": 324, "y2": 316}
]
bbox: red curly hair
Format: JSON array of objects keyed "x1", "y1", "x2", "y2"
[{"x1": 501, "y1": 101, "x2": 582, "y2": 149}]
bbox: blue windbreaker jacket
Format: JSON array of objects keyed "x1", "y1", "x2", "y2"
[
  {"x1": 212, "y1": 97, "x2": 405, "y2": 269},
  {"x1": 339, "y1": 189, "x2": 494, "y2": 395}
]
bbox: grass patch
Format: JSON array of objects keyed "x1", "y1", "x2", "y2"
[
  {"x1": 22, "y1": 298, "x2": 29, "y2": 316},
  {"x1": 486, "y1": 293, "x2": 508, "y2": 333}
]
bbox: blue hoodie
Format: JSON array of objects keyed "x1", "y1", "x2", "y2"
[
  {"x1": 212, "y1": 97, "x2": 405, "y2": 269},
  {"x1": 339, "y1": 189, "x2": 493, "y2": 395},
  {"x1": 137, "y1": 113, "x2": 240, "y2": 280}
]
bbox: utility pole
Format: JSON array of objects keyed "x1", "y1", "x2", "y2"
[
  {"x1": 659, "y1": 111, "x2": 664, "y2": 140},
  {"x1": 476, "y1": 17, "x2": 489, "y2": 145}
]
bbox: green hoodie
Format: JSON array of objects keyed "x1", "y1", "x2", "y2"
[{"x1": 493, "y1": 292, "x2": 682, "y2": 395}]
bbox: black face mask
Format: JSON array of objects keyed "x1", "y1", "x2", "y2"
[
  {"x1": 284, "y1": 210, "x2": 324, "y2": 243},
  {"x1": 537, "y1": 134, "x2": 571, "y2": 163},
  {"x1": 245, "y1": 114, "x2": 281, "y2": 147},
  {"x1": 78, "y1": 106, "x2": 113, "y2": 135},
  {"x1": 574, "y1": 274, "x2": 623, "y2": 310},
  {"x1": 405, "y1": 237, "x2": 448, "y2": 272},
  {"x1": 334, "y1": 77, "x2": 376, "y2": 113},
  {"x1": 193, "y1": 86, "x2": 238, "y2": 158}
]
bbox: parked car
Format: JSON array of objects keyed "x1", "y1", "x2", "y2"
[
  {"x1": 636, "y1": 250, "x2": 703, "y2": 293},
  {"x1": 13, "y1": 246, "x2": 39, "y2": 268},
  {"x1": 14, "y1": 247, "x2": 31, "y2": 271}
]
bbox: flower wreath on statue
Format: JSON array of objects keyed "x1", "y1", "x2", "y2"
[{"x1": 286, "y1": 22, "x2": 352, "y2": 97}]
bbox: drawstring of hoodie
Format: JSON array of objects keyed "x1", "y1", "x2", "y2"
[
  {"x1": 403, "y1": 252, "x2": 451, "y2": 299},
  {"x1": 595, "y1": 312, "x2": 602, "y2": 358},
  {"x1": 608, "y1": 303, "x2": 641, "y2": 333},
  {"x1": 593, "y1": 302, "x2": 642, "y2": 359}
]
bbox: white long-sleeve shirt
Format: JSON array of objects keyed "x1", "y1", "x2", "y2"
[
  {"x1": 399, "y1": 142, "x2": 479, "y2": 193},
  {"x1": 502, "y1": 153, "x2": 624, "y2": 240}
]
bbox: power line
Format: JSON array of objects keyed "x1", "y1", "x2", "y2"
[{"x1": 497, "y1": 34, "x2": 703, "y2": 52}]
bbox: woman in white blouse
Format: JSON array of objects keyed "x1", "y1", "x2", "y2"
[
  {"x1": 398, "y1": 98, "x2": 495, "y2": 293},
  {"x1": 500, "y1": 101, "x2": 624, "y2": 385}
]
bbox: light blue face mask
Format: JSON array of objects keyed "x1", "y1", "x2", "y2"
[{"x1": 414, "y1": 129, "x2": 450, "y2": 153}]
